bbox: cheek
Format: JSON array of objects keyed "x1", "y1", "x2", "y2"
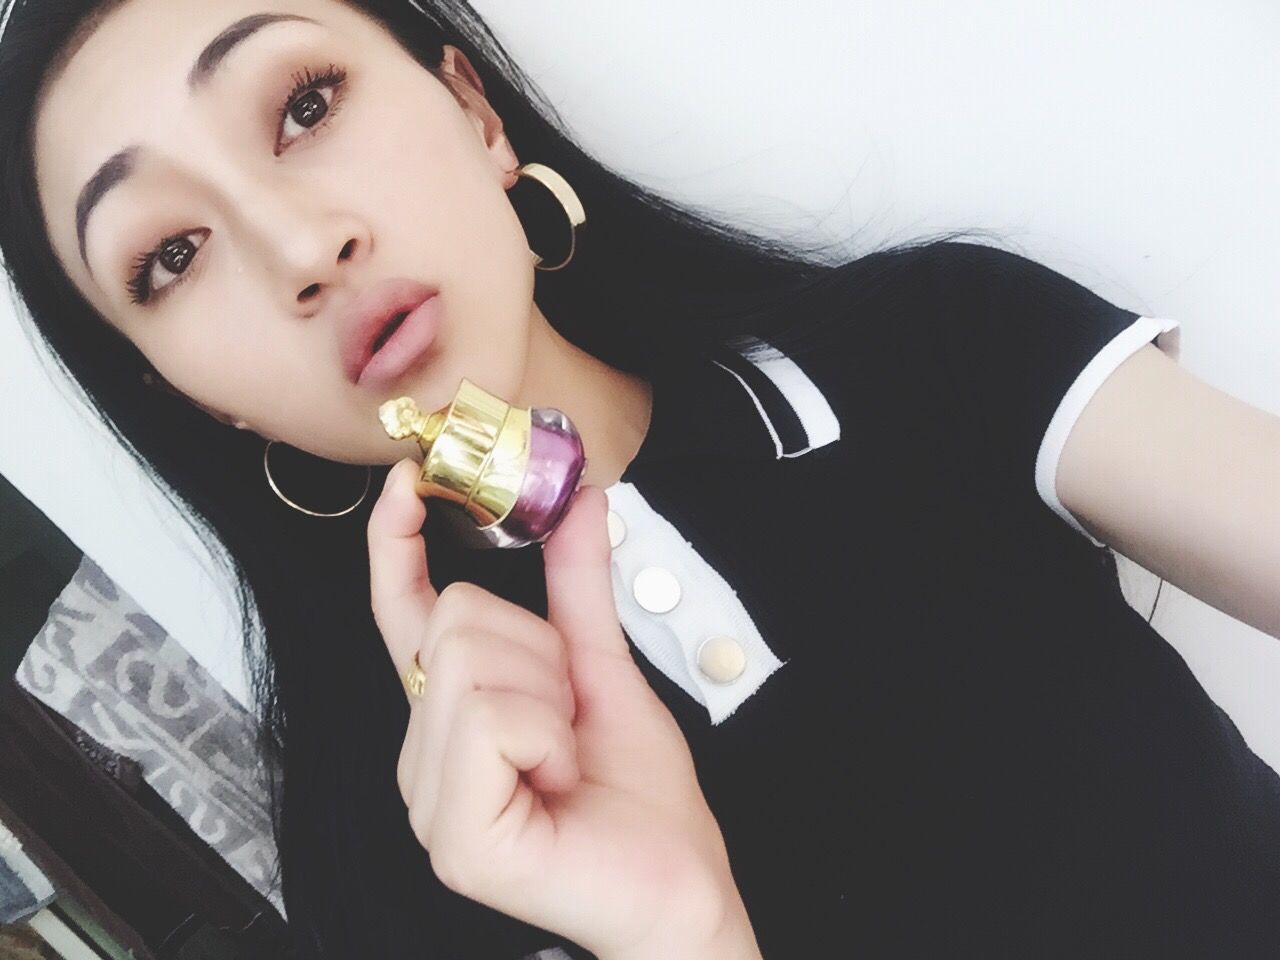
[
  {"x1": 149, "y1": 281, "x2": 296, "y2": 422},
  {"x1": 355, "y1": 87, "x2": 536, "y2": 379},
  {"x1": 353, "y1": 74, "x2": 525, "y2": 270}
]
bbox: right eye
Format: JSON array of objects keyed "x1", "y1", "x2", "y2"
[{"x1": 127, "y1": 229, "x2": 209, "y2": 306}]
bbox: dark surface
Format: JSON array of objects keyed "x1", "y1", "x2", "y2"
[
  {"x1": 0, "y1": 470, "x2": 83, "y2": 678},
  {"x1": 0, "y1": 677, "x2": 293, "y2": 959},
  {"x1": 0, "y1": 474, "x2": 292, "y2": 958}
]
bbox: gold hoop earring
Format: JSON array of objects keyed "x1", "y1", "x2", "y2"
[
  {"x1": 512, "y1": 162, "x2": 585, "y2": 271},
  {"x1": 263, "y1": 440, "x2": 372, "y2": 518}
]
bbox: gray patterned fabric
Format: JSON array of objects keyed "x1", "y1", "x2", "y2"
[
  {"x1": 13, "y1": 554, "x2": 574, "y2": 960},
  {"x1": 16, "y1": 555, "x2": 285, "y2": 915}
]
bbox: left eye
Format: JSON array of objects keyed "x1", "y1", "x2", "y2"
[
  {"x1": 276, "y1": 63, "x2": 348, "y2": 155},
  {"x1": 125, "y1": 63, "x2": 350, "y2": 306}
]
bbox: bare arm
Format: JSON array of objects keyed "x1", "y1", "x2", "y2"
[{"x1": 1055, "y1": 342, "x2": 1280, "y2": 639}]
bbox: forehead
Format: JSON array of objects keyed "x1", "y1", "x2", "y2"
[{"x1": 33, "y1": 0, "x2": 371, "y2": 285}]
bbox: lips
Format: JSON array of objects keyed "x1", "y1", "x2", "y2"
[{"x1": 339, "y1": 278, "x2": 441, "y2": 386}]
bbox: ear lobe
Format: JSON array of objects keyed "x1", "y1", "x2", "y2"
[
  {"x1": 193, "y1": 401, "x2": 241, "y2": 428},
  {"x1": 143, "y1": 369, "x2": 242, "y2": 428}
]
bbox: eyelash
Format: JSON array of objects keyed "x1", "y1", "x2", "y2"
[{"x1": 126, "y1": 62, "x2": 350, "y2": 307}]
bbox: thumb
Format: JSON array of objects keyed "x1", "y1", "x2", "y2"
[{"x1": 542, "y1": 485, "x2": 630, "y2": 664}]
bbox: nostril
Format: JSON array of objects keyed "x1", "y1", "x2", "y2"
[
  {"x1": 298, "y1": 282, "x2": 321, "y2": 302},
  {"x1": 339, "y1": 238, "x2": 356, "y2": 260}
]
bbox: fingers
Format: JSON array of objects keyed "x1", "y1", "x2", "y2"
[
  {"x1": 542, "y1": 486, "x2": 630, "y2": 662},
  {"x1": 368, "y1": 457, "x2": 437, "y2": 677},
  {"x1": 396, "y1": 626, "x2": 577, "y2": 806},
  {"x1": 425, "y1": 582, "x2": 569, "y2": 680},
  {"x1": 369, "y1": 460, "x2": 571, "y2": 685},
  {"x1": 406, "y1": 688, "x2": 578, "y2": 895}
]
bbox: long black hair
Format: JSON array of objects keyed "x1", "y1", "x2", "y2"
[{"x1": 0, "y1": 0, "x2": 1156, "y2": 956}]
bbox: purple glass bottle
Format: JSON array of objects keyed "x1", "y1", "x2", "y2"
[{"x1": 378, "y1": 379, "x2": 587, "y2": 548}]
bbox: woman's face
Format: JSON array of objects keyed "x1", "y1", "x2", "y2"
[{"x1": 34, "y1": 0, "x2": 538, "y2": 465}]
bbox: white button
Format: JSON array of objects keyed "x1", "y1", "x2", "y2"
[
  {"x1": 632, "y1": 567, "x2": 681, "y2": 613},
  {"x1": 607, "y1": 510, "x2": 627, "y2": 548},
  {"x1": 697, "y1": 635, "x2": 747, "y2": 684}
]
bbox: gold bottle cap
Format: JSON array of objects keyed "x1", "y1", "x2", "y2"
[{"x1": 378, "y1": 379, "x2": 532, "y2": 528}]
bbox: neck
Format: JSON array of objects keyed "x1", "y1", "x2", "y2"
[{"x1": 510, "y1": 305, "x2": 653, "y2": 491}]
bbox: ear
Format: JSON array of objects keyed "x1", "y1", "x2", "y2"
[
  {"x1": 439, "y1": 45, "x2": 519, "y2": 181},
  {"x1": 197, "y1": 401, "x2": 254, "y2": 432},
  {"x1": 143, "y1": 369, "x2": 249, "y2": 430}
]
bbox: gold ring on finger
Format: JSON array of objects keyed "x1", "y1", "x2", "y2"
[{"x1": 403, "y1": 652, "x2": 427, "y2": 700}]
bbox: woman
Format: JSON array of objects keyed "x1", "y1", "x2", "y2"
[{"x1": 2, "y1": 0, "x2": 1278, "y2": 957}]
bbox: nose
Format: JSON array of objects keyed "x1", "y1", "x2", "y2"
[
  {"x1": 296, "y1": 234, "x2": 362, "y2": 307},
  {"x1": 228, "y1": 176, "x2": 371, "y2": 312}
]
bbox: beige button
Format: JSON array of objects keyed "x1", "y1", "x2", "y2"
[
  {"x1": 607, "y1": 509, "x2": 627, "y2": 549},
  {"x1": 697, "y1": 635, "x2": 747, "y2": 684},
  {"x1": 632, "y1": 566, "x2": 681, "y2": 613}
]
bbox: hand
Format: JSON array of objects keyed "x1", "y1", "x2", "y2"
[{"x1": 367, "y1": 458, "x2": 761, "y2": 960}]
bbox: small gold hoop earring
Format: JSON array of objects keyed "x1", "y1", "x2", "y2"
[
  {"x1": 512, "y1": 162, "x2": 586, "y2": 271},
  {"x1": 263, "y1": 440, "x2": 372, "y2": 518}
]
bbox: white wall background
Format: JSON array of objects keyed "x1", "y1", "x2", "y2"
[{"x1": 2, "y1": 0, "x2": 1278, "y2": 765}]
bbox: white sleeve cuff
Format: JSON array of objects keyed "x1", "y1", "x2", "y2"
[{"x1": 1034, "y1": 315, "x2": 1182, "y2": 547}]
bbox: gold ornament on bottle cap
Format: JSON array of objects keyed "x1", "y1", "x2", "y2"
[{"x1": 378, "y1": 379, "x2": 532, "y2": 530}]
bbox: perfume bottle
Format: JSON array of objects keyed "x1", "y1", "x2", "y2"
[{"x1": 379, "y1": 379, "x2": 587, "y2": 548}]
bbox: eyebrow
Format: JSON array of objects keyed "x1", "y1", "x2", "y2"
[{"x1": 74, "y1": 12, "x2": 321, "y2": 280}]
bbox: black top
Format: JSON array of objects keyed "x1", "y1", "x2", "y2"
[{"x1": 429, "y1": 241, "x2": 1280, "y2": 960}]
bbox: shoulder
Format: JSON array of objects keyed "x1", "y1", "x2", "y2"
[
  {"x1": 731, "y1": 237, "x2": 1024, "y2": 397},
  {"x1": 757, "y1": 237, "x2": 1097, "y2": 362},
  {"x1": 722, "y1": 235, "x2": 1158, "y2": 452},
  {"x1": 785, "y1": 236, "x2": 1150, "y2": 371},
  {"x1": 831, "y1": 236, "x2": 1132, "y2": 311},
  {"x1": 842, "y1": 237, "x2": 1132, "y2": 323}
]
